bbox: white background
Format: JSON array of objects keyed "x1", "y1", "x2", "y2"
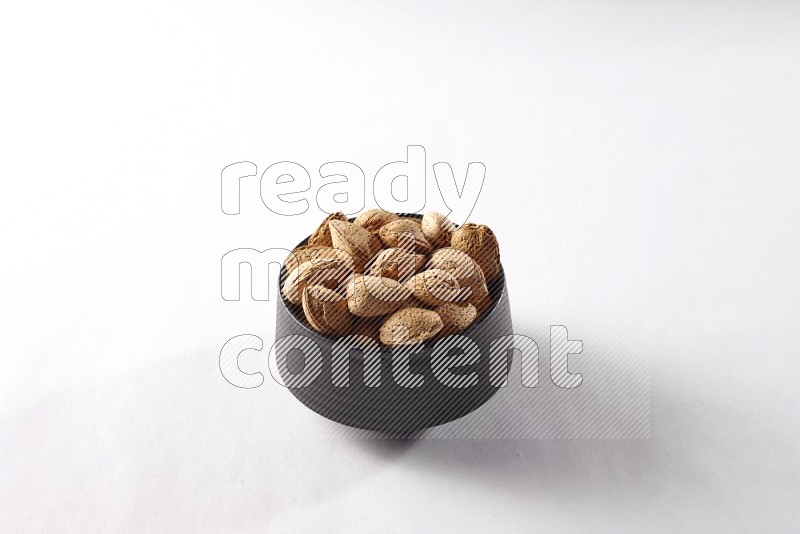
[{"x1": 2, "y1": 0, "x2": 799, "y2": 532}]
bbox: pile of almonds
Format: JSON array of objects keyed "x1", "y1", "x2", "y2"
[{"x1": 281, "y1": 209, "x2": 501, "y2": 347}]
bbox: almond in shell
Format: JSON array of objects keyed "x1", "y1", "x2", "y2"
[
  {"x1": 450, "y1": 223, "x2": 501, "y2": 282},
  {"x1": 353, "y1": 209, "x2": 399, "y2": 235},
  {"x1": 346, "y1": 274, "x2": 413, "y2": 318},
  {"x1": 379, "y1": 307, "x2": 444, "y2": 347},
  {"x1": 378, "y1": 219, "x2": 432, "y2": 255},
  {"x1": 435, "y1": 302, "x2": 478, "y2": 336},
  {"x1": 368, "y1": 248, "x2": 426, "y2": 282},
  {"x1": 404, "y1": 268, "x2": 464, "y2": 306},
  {"x1": 307, "y1": 212, "x2": 347, "y2": 247},
  {"x1": 302, "y1": 285, "x2": 351, "y2": 335},
  {"x1": 329, "y1": 219, "x2": 383, "y2": 273},
  {"x1": 282, "y1": 258, "x2": 352, "y2": 305},
  {"x1": 284, "y1": 245, "x2": 354, "y2": 275},
  {"x1": 427, "y1": 247, "x2": 489, "y2": 304},
  {"x1": 421, "y1": 211, "x2": 456, "y2": 249}
]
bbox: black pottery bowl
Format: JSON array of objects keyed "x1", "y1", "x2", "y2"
[{"x1": 275, "y1": 215, "x2": 513, "y2": 432}]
